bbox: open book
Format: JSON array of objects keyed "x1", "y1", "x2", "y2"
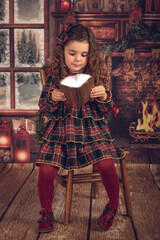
[{"x1": 60, "y1": 73, "x2": 94, "y2": 106}]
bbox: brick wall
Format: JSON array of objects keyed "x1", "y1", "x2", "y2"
[{"x1": 109, "y1": 49, "x2": 160, "y2": 136}]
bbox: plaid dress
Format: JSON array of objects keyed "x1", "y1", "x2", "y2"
[{"x1": 36, "y1": 75, "x2": 125, "y2": 170}]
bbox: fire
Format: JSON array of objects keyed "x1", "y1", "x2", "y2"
[{"x1": 136, "y1": 100, "x2": 160, "y2": 132}]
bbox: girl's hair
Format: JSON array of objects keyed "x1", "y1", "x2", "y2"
[{"x1": 50, "y1": 24, "x2": 106, "y2": 85}]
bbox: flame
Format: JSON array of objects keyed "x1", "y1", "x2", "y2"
[
  {"x1": 16, "y1": 151, "x2": 28, "y2": 162},
  {"x1": 0, "y1": 136, "x2": 9, "y2": 145},
  {"x1": 136, "y1": 100, "x2": 160, "y2": 132}
]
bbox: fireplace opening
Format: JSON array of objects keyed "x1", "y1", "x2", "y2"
[{"x1": 129, "y1": 99, "x2": 160, "y2": 143}]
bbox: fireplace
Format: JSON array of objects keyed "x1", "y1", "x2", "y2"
[
  {"x1": 109, "y1": 49, "x2": 160, "y2": 144},
  {"x1": 129, "y1": 122, "x2": 160, "y2": 143},
  {"x1": 129, "y1": 99, "x2": 160, "y2": 143}
]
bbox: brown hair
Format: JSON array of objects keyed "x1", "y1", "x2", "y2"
[{"x1": 50, "y1": 24, "x2": 106, "y2": 85}]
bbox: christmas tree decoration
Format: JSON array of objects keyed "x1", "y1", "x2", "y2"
[{"x1": 129, "y1": 5, "x2": 142, "y2": 25}]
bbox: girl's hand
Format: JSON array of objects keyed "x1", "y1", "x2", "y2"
[
  {"x1": 51, "y1": 89, "x2": 66, "y2": 102},
  {"x1": 90, "y1": 85, "x2": 107, "y2": 101}
]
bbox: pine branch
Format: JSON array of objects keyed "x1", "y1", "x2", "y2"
[
  {"x1": 100, "y1": 23, "x2": 160, "y2": 54},
  {"x1": 32, "y1": 110, "x2": 45, "y2": 144}
]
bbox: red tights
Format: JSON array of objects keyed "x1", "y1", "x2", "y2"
[
  {"x1": 94, "y1": 159, "x2": 119, "y2": 211},
  {"x1": 38, "y1": 164, "x2": 59, "y2": 212},
  {"x1": 38, "y1": 159, "x2": 119, "y2": 213}
]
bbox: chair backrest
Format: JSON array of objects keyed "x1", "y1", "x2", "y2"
[{"x1": 39, "y1": 68, "x2": 47, "y2": 87}]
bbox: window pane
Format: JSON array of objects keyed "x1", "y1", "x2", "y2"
[
  {"x1": 14, "y1": 29, "x2": 44, "y2": 67},
  {"x1": 0, "y1": 0, "x2": 9, "y2": 23},
  {"x1": 14, "y1": 0, "x2": 44, "y2": 24},
  {"x1": 15, "y1": 72, "x2": 42, "y2": 109},
  {"x1": 0, "y1": 72, "x2": 10, "y2": 109},
  {"x1": 0, "y1": 29, "x2": 10, "y2": 67}
]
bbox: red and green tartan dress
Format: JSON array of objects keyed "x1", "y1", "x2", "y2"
[{"x1": 36, "y1": 74, "x2": 125, "y2": 170}]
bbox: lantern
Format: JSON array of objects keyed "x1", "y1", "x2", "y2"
[
  {"x1": 61, "y1": 0, "x2": 71, "y2": 12},
  {"x1": 14, "y1": 125, "x2": 30, "y2": 163},
  {"x1": 0, "y1": 120, "x2": 12, "y2": 147}
]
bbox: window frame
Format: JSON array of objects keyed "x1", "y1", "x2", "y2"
[{"x1": 0, "y1": 0, "x2": 49, "y2": 116}]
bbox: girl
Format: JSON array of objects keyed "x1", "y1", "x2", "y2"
[{"x1": 36, "y1": 23, "x2": 124, "y2": 233}]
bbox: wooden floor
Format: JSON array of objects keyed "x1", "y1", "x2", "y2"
[{"x1": 0, "y1": 148, "x2": 160, "y2": 240}]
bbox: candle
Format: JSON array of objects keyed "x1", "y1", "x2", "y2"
[{"x1": 61, "y1": 0, "x2": 70, "y2": 12}]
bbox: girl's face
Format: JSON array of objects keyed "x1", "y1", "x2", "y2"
[{"x1": 64, "y1": 40, "x2": 89, "y2": 74}]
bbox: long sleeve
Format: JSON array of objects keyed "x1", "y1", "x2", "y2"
[
  {"x1": 94, "y1": 90, "x2": 114, "y2": 117},
  {"x1": 38, "y1": 75, "x2": 61, "y2": 117}
]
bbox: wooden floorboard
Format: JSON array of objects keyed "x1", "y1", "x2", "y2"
[
  {"x1": 147, "y1": 148, "x2": 160, "y2": 164},
  {"x1": 0, "y1": 148, "x2": 160, "y2": 240},
  {"x1": 0, "y1": 163, "x2": 13, "y2": 178},
  {"x1": 0, "y1": 163, "x2": 34, "y2": 221},
  {"x1": 0, "y1": 166, "x2": 39, "y2": 240},
  {"x1": 126, "y1": 148, "x2": 149, "y2": 164},
  {"x1": 150, "y1": 164, "x2": 160, "y2": 189},
  {"x1": 127, "y1": 164, "x2": 160, "y2": 240}
]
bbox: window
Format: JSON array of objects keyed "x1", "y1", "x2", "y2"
[{"x1": 0, "y1": 0, "x2": 49, "y2": 115}]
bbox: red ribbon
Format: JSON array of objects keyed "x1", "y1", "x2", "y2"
[
  {"x1": 129, "y1": 5, "x2": 142, "y2": 25},
  {"x1": 113, "y1": 102, "x2": 119, "y2": 120},
  {"x1": 47, "y1": 69, "x2": 52, "y2": 75}
]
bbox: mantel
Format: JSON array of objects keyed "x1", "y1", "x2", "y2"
[
  {"x1": 51, "y1": 12, "x2": 160, "y2": 21},
  {"x1": 51, "y1": 11, "x2": 160, "y2": 52},
  {"x1": 0, "y1": 109, "x2": 38, "y2": 117}
]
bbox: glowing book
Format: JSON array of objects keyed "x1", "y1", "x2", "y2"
[{"x1": 60, "y1": 73, "x2": 94, "y2": 106}]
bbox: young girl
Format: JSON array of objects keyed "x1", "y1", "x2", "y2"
[{"x1": 36, "y1": 23, "x2": 124, "y2": 233}]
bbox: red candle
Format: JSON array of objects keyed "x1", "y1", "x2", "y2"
[{"x1": 61, "y1": 0, "x2": 70, "y2": 12}]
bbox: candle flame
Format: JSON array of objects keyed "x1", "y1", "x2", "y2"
[
  {"x1": 16, "y1": 151, "x2": 28, "y2": 161},
  {"x1": 64, "y1": 1, "x2": 69, "y2": 6},
  {"x1": 0, "y1": 136, "x2": 9, "y2": 145}
]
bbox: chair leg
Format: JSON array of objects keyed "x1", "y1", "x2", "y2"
[
  {"x1": 64, "y1": 170, "x2": 74, "y2": 224},
  {"x1": 92, "y1": 165, "x2": 99, "y2": 199},
  {"x1": 120, "y1": 157, "x2": 132, "y2": 217}
]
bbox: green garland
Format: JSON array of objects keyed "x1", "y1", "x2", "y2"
[
  {"x1": 101, "y1": 23, "x2": 160, "y2": 54},
  {"x1": 32, "y1": 110, "x2": 45, "y2": 144}
]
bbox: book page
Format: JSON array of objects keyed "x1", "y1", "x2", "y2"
[{"x1": 60, "y1": 73, "x2": 91, "y2": 88}]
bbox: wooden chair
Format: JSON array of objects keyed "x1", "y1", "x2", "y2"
[{"x1": 39, "y1": 68, "x2": 132, "y2": 224}]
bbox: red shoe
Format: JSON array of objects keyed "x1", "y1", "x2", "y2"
[
  {"x1": 37, "y1": 209, "x2": 54, "y2": 233},
  {"x1": 97, "y1": 203, "x2": 117, "y2": 231}
]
